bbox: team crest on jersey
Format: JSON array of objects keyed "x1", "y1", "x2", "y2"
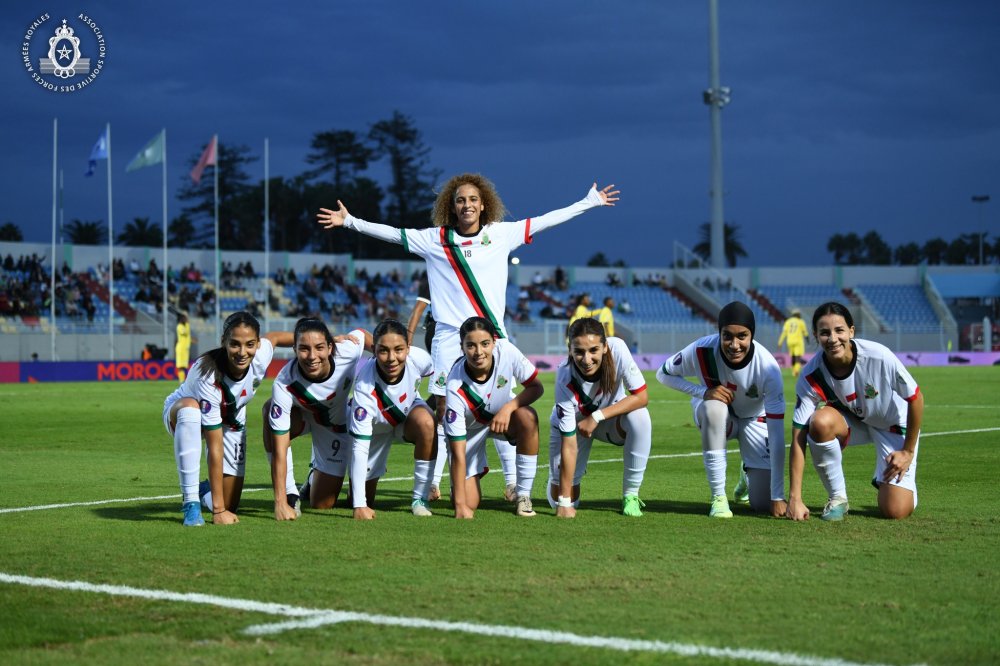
[
  {"x1": 746, "y1": 384, "x2": 759, "y2": 399},
  {"x1": 270, "y1": 403, "x2": 282, "y2": 420},
  {"x1": 481, "y1": 232, "x2": 491, "y2": 246},
  {"x1": 864, "y1": 383, "x2": 879, "y2": 399},
  {"x1": 200, "y1": 399, "x2": 211, "y2": 414},
  {"x1": 435, "y1": 373, "x2": 447, "y2": 388},
  {"x1": 497, "y1": 375, "x2": 508, "y2": 388},
  {"x1": 446, "y1": 408, "x2": 458, "y2": 423},
  {"x1": 354, "y1": 406, "x2": 368, "y2": 421}
]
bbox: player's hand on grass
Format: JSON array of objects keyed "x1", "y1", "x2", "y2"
[
  {"x1": 353, "y1": 506, "x2": 375, "y2": 520},
  {"x1": 454, "y1": 505, "x2": 474, "y2": 520},
  {"x1": 785, "y1": 498, "x2": 809, "y2": 521},
  {"x1": 556, "y1": 505, "x2": 576, "y2": 519},
  {"x1": 212, "y1": 510, "x2": 239, "y2": 525},
  {"x1": 317, "y1": 201, "x2": 349, "y2": 229},
  {"x1": 274, "y1": 502, "x2": 298, "y2": 521},
  {"x1": 771, "y1": 499, "x2": 788, "y2": 518}
]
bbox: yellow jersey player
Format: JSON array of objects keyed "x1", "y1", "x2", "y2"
[{"x1": 778, "y1": 308, "x2": 809, "y2": 377}]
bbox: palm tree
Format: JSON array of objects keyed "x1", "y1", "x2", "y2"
[
  {"x1": 117, "y1": 217, "x2": 162, "y2": 247},
  {"x1": 64, "y1": 219, "x2": 106, "y2": 245},
  {"x1": 693, "y1": 222, "x2": 747, "y2": 267}
]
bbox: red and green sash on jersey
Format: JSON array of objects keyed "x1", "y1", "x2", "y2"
[
  {"x1": 457, "y1": 382, "x2": 496, "y2": 426},
  {"x1": 804, "y1": 369, "x2": 848, "y2": 415},
  {"x1": 372, "y1": 384, "x2": 406, "y2": 427},
  {"x1": 213, "y1": 381, "x2": 244, "y2": 431},
  {"x1": 438, "y1": 227, "x2": 505, "y2": 337},
  {"x1": 696, "y1": 346, "x2": 738, "y2": 391},
  {"x1": 567, "y1": 374, "x2": 600, "y2": 415},
  {"x1": 287, "y1": 381, "x2": 346, "y2": 432}
]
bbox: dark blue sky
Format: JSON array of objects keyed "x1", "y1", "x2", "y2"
[{"x1": 3, "y1": 2, "x2": 998, "y2": 267}]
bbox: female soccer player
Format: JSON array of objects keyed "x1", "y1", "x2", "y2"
[
  {"x1": 787, "y1": 302, "x2": 924, "y2": 521},
  {"x1": 656, "y1": 302, "x2": 787, "y2": 519},
  {"x1": 348, "y1": 319, "x2": 437, "y2": 519},
  {"x1": 318, "y1": 176, "x2": 619, "y2": 502},
  {"x1": 263, "y1": 318, "x2": 373, "y2": 521},
  {"x1": 444, "y1": 317, "x2": 543, "y2": 519},
  {"x1": 549, "y1": 317, "x2": 652, "y2": 518},
  {"x1": 162, "y1": 312, "x2": 292, "y2": 526},
  {"x1": 778, "y1": 307, "x2": 809, "y2": 377},
  {"x1": 174, "y1": 312, "x2": 196, "y2": 382}
]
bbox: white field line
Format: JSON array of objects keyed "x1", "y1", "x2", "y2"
[
  {"x1": 0, "y1": 572, "x2": 925, "y2": 666},
  {"x1": 2, "y1": 427, "x2": 997, "y2": 515}
]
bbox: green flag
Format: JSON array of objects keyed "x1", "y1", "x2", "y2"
[{"x1": 125, "y1": 130, "x2": 165, "y2": 172}]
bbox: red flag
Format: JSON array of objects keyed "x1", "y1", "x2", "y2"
[{"x1": 190, "y1": 135, "x2": 217, "y2": 184}]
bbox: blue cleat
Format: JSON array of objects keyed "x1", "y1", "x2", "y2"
[
  {"x1": 821, "y1": 497, "x2": 849, "y2": 521},
  {"x1": 182, "y1": 501, "x2": 205, "y2": 527}
]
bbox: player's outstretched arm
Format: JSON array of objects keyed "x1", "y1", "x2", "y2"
[{"x1": 317, "y1": 201, "x2": 349, "y2": 229}]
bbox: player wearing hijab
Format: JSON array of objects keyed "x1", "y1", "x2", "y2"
[
  {"x1": 444, "y1": 317, "x2": 544, "y2": 519},
  {"x1": 348, "y1": 319, "x2": 437, "y2": 519},
  {"x1": 549, "y1": 317, "x2": 652, "y2": 518},
  {"x1": 787, "y1": 302, "x2": 923, "y2": 522},
  {"x1": 263, "y1": 318, "x2": 372, "y2": 520},
  {"x1": 162, "y1": 312, "x2": 292, "y2": 526},
  {"x1": 656, "y1": 301, "x2": 787, "y2": 518}
]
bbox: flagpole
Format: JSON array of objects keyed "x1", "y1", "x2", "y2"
[
  {"x1": 264, "y1": 137, "x2": 270, "y2": 332},
  {"x1": 213, "y1": 134, "x2": 220, "y2": 342},
  {"x1": 162, "y1": 128, "x2": 169, "y2": 350},
  {"x1": 106, "y1": 122, "x2": 114, "y2": 361},
  {"x1": 50, "y1": 118, "x2": 58, "y2": 361}
]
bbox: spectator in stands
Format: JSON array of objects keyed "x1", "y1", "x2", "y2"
[
  {"x1": 532, "y1": 270, "x2": 545, "y2": 287},
  {"x1": 787, "y1": 302, "x2": 923, "y2": 522},
  {"x1": 656, "y1": 301, "x2": 787, "y2": 519},
  {"x1": 549, "y1": 317, "x2": 652, "y2": 518},
  {"x1": 162, "y1": 312, "x2": 293, "y2": 527},
  {"x1": 590, "y1": 296, "x2": 615, "y2": 337},
  {"x1": 618, "y1": 298, "x2": 632, "y2": 315},
  {"x1": 569, "y1": 293, "x2": 592, "y2": 327},
  {"x1": 778, "y1": 307, "x2": 809, "y2": 377},
  {"x1": 553, "y1": 266, "x2": 567, "y2": 291}
]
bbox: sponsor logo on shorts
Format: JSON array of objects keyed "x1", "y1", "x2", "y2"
[
  {"x1": 446, "y1": 408, "x2": 458, "y2": 423},
  {"x1": 200, "y1": 399, "x2": 211, "y2": 414},
  {"x1": 354, "y1": 406, "x2": 368, "y2": 421}
]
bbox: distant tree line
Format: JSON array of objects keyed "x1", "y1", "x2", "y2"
[
  {"x1": 827, "y1": 231, "x2": 999, "y2": 265},
  {"x1": 3, "y1": 111, "x2": 441, "y2": 259}
]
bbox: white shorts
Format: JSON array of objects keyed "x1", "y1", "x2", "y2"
[
  {"x1": 840, "y1": 412, "x2": 919, "y2": 497},
  {"x1": 456, "y1": 426, "x2": 507, "y2": 480},
  {"x1": 163, "y1": 394, "x2": 246, "y2": 477},
  {"x1": 360, "y1": 421, "x2": 407, "y2": 480},
  {"x1": 429, "y1": 324, "x2": 462, "y2": 396},
  {"x1": 692, "y1": 399, "x2": 772, "y2": 470},
  {"x1": 295, "y1": 418, "x2": 351, "y2": 478},
  {"x1": 546, "y1": 416, "x2": 626, "y2": 488}
]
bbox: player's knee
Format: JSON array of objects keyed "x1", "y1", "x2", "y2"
[
  {"x1": 808, "y1": 408, "x2": 841, "y2": 441},
  {"x1": 702, "y1": 399, "x2": 728, "y2": 424}
]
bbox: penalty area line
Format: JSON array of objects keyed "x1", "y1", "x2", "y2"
[{"x1": 0, "y1": 572, "x2": 924, "y2": 666}]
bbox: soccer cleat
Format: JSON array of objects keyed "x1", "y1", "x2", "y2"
[
  {"x1": 298, "y1": 479, "x2": 311, "y2": 507},
  {"x1": 515, "y1": 495, "x2": 536, "y2": 517},
  {"x1": 821, "y1": 497, "x2": 849, "y2": 521},
  {"x1": 182, "y1": 501, "x2": 205, "y2": 527},
  {"x1": 709, "y1": 494, "x2": 733, "y2": 518},
  {"x1": 733, "y1": 469, "x2": 750, "y2": 505},
  {"x1": 504, "y1": 483, "x2": 518, "y2": 503},
  {"x1": 287, "y1": 493, "x2": 301, "y2": 518},
  {"x1": 622, "y1": 494, "x2": 646, "y2": 517},
  {"x1": 411, "y1": 498, "x2": 433, "y2": 517}
]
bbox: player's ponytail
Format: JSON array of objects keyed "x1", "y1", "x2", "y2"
[{"x1": 567, "y1": 317, "x2": 617, "y2": 397}]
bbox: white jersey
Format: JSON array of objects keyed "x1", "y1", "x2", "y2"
[
  {"x1": 443, "y1": 339, "x2": 539, "y2": 442},
  {"x1": 792, "y1": 338, "x2": 920, "y2": 433},
  {"x1": 551, "y1": 337, "x2": 647, "y2": 436},
  {"x1": 164, "y1": 337, "x2": 274, "y2": 433},
  {"x1": 349, "y1": 346, "x2": 433, "y2": 438},
  {"x1": 656, "y1": 334, "x2": 785, "y2": 420},
  {"x1": 344, "y1": 187, "x2": 604, "y2": 336},
  {"x1": 268, "y1": 329, "x2": 366, "y2": 435}
]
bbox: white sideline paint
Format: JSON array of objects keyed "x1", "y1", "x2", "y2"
[
  {"x1": 2, "y1": 427, "x2": 995, "y2": 515},
  {"x1": 0, "y1": 572, "x2": 924, "y2": 666}
]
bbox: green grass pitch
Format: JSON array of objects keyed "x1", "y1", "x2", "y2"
[{"x1": 1, "y1": 367, "x2": 998, "y2": 665}]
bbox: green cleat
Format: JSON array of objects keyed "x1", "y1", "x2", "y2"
[
  {"x1": 411, "y1": 498, "x2": 433, "y2": 517},
  {"x1": 733, "y1": 469, "x2": 750, "y2": 504},
  {"x1": 820, "y1": 497, "x2": 849, "y2": 521},
  {"x1": 622, "y1": 494, "x2": 646, "y2": 517},
  {"x1": 709, "y1": 494, "x2": 733, "y2": 518}
]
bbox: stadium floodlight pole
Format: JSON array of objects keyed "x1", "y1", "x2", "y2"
[
  {"x1": 214, "y1": 134, "x2": 221, "y2": 342},
  {"x1": 106, "y1": 122, "x2": 114, "y2": 362},
  {"x1": 705, "y1": 0, "x2": 730, "y2": 269},
  {"x1": 162, "y1": 128, "x2": 169, "y2": 350},
  {"x1": 971, "y1": 195, "x2": 989, "y2": 265},
  {"x1": 50, "y1": 118, "x2": 58, "y2": 361}
]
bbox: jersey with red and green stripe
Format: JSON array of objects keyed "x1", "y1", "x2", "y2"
[
  {"x1": 349, "y1": 346, "x2": 433, "y2": 440},
  {"x1": 443, "y1": 339, "x2": 539, "y2": 442},
  {"x1": 656, "y1": 334, "x2": 785, "y2": 421},
  {"x1": 343, "y1": 188, "x2": 604, "y2": 336},
  {"x1": 268, "y1": 329, "x2": 366, "y2": 435},
  {"x1": 793, "y1": 338, "x2": 919, "y2": 431},
  {"x1": 164, "y1": 338, "x2": 275, "y2": 432},
  {"x1": 551, "y1": 337, "x2": 646, "y2": 436}
]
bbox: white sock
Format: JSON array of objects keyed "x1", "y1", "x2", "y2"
[
  {"x1": 703, "y1": 449, "x2": 727, "y2": 497},
  {"x1": 173, "y1": 406, "x2": 202, "y2": 504},
  {"x1": 807, "y1": 435, "x2": 847, "y2": 500},
  {"x1": 432, "y1": 424, "x2": 448, "y2": 487},
  {"x1": 622, "y1": 409, "x2": 652, "y2": 496},
  {"x1": 412, "y1": 458, "x2": 433, "y2": 501},
  {"x1": 515, "y1": 453, "x2": 537, "y2": 497},
  {"x1": 494, "y1": 438, "x2": 517, "y2": 486},
  {"x1": 284, "y1": 447, "x2": 297, "y2": 496}
]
